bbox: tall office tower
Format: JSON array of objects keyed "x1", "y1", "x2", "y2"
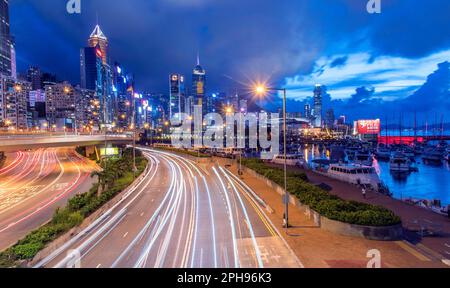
[
  {"x1": 80, "y1": 47, "x2": 102, "y2": 90},
  {"x1": 88, "y1": 25, "x2": 108, "y2": 65},
  {"x1": 0, "y1": 0, "x2": 12, "y2": 77},
  {"x1": 325, "y1": 108, "x2": 335, "y2": 128},
  {"x1": 10, "y1": 43, "x2": 16, "y2": 79},
  {"x1": 169, "y1": 74, "x2": 185, "y2": 120},
  {"x1": 45, "y1": 83, "x2": 76, "y2": 128},
  {"x1": 113, "y1": 63, "x2": 132, "y2": 129},
  {"x1": 27, "y1": 66, "x2": 43, "y2": 90},
  {"x1": 239, "y1": 99, "x2": 248, "y2": 113},
  {"x1": 304, "y1": 104, "x2": 311, "y2": 120},
  {"x1": 184, "y1": 95, "x2": 195, "y2": 117},
  {"x1": 313, "y1": 84, "x2": 323, "y2": 128},
  {"x1": 192, "y1": 56, "x2": 206, "y2": 114},
  {"x1": 0, "y1": 77, "x2": 4, "y2": 123}
]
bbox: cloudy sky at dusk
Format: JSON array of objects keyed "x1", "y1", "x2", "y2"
[{"x1": 9, "y1": 0, "x2": 450, "y2": 121}]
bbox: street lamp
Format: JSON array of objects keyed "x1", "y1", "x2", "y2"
[{"x1": 254, "y1": 84, "x2": 289, "y2": 229}]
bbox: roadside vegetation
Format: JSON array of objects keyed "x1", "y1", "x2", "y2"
[
  {"x1": 155, "y1": 146, "x2": 211, "y2": 158},
  {"x1": 242, "y1": 159, "x2": 401, "y2": 227},
  {"x1": 0, "y1": 148, "x2": 148, "y2": 268}
]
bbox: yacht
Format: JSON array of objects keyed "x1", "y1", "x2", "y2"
[
  {"x1": 354, "y1": 150, "x2": 373, "y2": 166},
  {"x1": 422, "y1": 147, "x2": 444, "y2": 164},
  {"x1": 401, "y1": 147, "x2": 416, "y2": 160},
  {"x1": 375, "y1": 147, "x2": 391, "y2": 161},
  {"x1": 390, "y1": 152, "x2": 412, "y2": 173},
  {"x1": 272, "y1": 154, "x2": 306, "y2": 167},
  {"x1": 326, "y1": 164, "x2": 382, "y2": 191}
]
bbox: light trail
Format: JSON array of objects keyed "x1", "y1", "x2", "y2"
[
  {"x1": 213, "y1": 166, "x2": 240, "y2": 268},
  {"x1": 219, "y1": 166, "x2": 264, "y2": 268}
]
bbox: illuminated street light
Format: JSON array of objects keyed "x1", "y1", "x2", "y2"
[{"x1": 253, "y1": 83, "x2": 289, "y2": 229}]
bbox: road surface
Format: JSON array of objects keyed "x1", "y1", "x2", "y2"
[
  {"x1": 0, "y1": 148, "x2": 99, "y2": 250},
  {"x1": 0, "y1": 135, "x2": 132, "y2": 152},
  {"x1": 35, "y1": 148, "x2": 302, "y2": 268}
]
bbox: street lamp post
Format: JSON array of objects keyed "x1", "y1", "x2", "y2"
[{"x1": 255, "y1": 85, "x2": 289, "y2": 229}]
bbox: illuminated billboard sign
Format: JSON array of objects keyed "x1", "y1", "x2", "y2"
[{"x1": 356, "y1": 119, "x2": 381, "y2": 135}]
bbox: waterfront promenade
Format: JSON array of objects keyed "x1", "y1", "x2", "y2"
[{"x1": 220, "y1": 158, "x2": 449, "y2": 268}]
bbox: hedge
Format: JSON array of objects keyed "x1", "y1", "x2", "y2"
[
  {"x1": 155, "y1": 146, "x2": 211, "y2": 158},
  {"x1": 242, "y1": 159, "x2": 401, "y2": 227},
  {"x1": 0, "y1": 148, "x2": 148, "y2": 268}
]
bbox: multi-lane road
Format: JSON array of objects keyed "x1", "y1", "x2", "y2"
[
  {"x1": 34, "y1": 148, "x2": 302, "y2": 268},
  {"x1": 0, "y1": 148, "x2": 99, "y2": 250}
]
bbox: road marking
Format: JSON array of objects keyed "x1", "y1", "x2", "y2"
[
  {"x1": 123, "y1": 232, "x2": 128, "y2": 238},
  {"x1": 396, "y1": 241, "x2": 431, "y2": 261}
]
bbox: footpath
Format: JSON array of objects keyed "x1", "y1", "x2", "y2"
[{"x1": 218, "y1": 158, "x2": 448, "y2": 268}]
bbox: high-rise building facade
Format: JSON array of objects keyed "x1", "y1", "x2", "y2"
[
  {"x1": 0, "y1": 0, "x2": 12, "y2": 77},
  {"x1": 88, "y1": 25, "x2": 108, "y2": 65},
  {"x1": 304, "y1": 104, "x2": 311, "y2": 120},
  {"x1": 192, "y1": 57, "x2": 206, "y2": 114},
  {"x1": 325, "y1": 108, "x2": 335, "y2": 128},
  {"x1": 169, "y1": 74, "x2": 185, "y2": 119},
  {"x1": 80, "y1": 47, "x2": 101, "y2": 90},
  {"x1": 82, "y1": 25, "x2": 114, "y2": 126},
  {"x1": 45, "y1": 82, "x2": 76, "y2": 128},
  {"x1": 27, "y1": 66, "x2": 43, "y2": 90},
  {"x1": 313, "y1": 84, "x2": 323, "y2": 128},
  {"x1": 1, "y1": 78, "x2": 30, "y2": 130}
]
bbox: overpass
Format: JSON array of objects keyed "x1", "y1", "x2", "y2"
[{"x1": 0, "y1": 135, "x2": 133, "y2": 152}]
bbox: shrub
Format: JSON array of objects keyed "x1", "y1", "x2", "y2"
[
  {"x1": 242, "y1": 159, "x2": 401, "y2": 227},
  {"x1": 0, "y1": 150, "x2": 149, "y2": 267}
]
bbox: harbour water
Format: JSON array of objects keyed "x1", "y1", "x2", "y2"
[{"x1": 303, "y1": 143, "x2": 450, "y2": 206}]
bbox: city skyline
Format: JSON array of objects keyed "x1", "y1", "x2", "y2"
[{"x1": 8, "y1": 1, "x2": 448, "y2": 102}]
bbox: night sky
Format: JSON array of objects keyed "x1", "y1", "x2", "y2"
[{"x1": 9, "y1": 0, "x2": 450, "y2": 121}]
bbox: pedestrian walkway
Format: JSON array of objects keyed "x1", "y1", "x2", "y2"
[{"x1": 219, "y1": 158, "x2": 447, "y2": 268}]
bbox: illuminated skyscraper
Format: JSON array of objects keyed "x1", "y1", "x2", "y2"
[
  {"x1": 0, "y1": 0, "x2": 12, "y2": 77},
  {"x1": 88, "y1": 25, "x2": 108, "y2": 65},
  {"x1": 192, "y1": 55, "x2": 206, "y2": 114},
  {"x1": 169, "y1": 74, "x2": 185, "y2": 119},
  {"x1": 313, "y1": 84, "x2": 323, "y2": 128}
]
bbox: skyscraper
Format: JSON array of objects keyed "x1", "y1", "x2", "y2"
[
  {"x1": 313, "y1": 84, "x2": 323, "y2": 128},
  {"x1": 325, "y1": 108, "x2": 335, "y2": 128},
  {"x1": 27, "y1": 66, "x2": 43, "y2": 90},
  {"x1": 304, "y1": 104, "x2": 311, "y2": 120},
  {"x1": 80, "y1": 47, "x2": 101, "y2": 90},
  {"x1": 45, "y1": 82, "x2": 76, "y2": 128},
  {"x1": 0, "y1": 0, "x2": 12, "y2": 77},
  {"x1": 192, "y1": 55, "x2": 206, "y2": 114},
  {"x1": 88, "y1": 25, "x2": 108, "y2": 65},
  {"x1": 169, "y1": 74, "x2": 185, "y2": 119}
]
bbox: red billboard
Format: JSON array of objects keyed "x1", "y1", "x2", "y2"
[{"x1": 357, "y1": 119, "x2": 381, "y2": 135}]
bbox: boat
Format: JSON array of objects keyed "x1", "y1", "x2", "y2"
[
  {"x1": 401, "y1": 147, "x2": 416, "y2": 160},
  {"x1": 325, "y1": 163, "x2": 382, "y2": 191},
  {"x1": 375, "y1": 147, "x2": 391, "y2": 161},
  {"x1": 445, "y1": 148, "x2": 450, "y2": 162},
  {"x1": 272, "y1": 154, "x2": 306, "y2": 167},
  {"x1": 389, "y1": 152, "x2": 412, "y2": 173},
  {"x1": 422, "y1": 147, "x2": 444, "y2": 164},
  {"x1": 354, "y1": 150, "x2": 373, "y2": 166}
]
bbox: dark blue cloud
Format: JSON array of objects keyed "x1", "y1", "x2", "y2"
[{"x1": 8, "y1": 0, "x2": 450, "y2": 101}]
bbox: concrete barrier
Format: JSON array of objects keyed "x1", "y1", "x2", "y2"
[{"x1": 241, "y1": 166, "x2": 403, "y2": 241}]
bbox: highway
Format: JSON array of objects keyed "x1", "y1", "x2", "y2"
[
  {"x1": 0, "y1": 135, "x2": 132, "y2": 152},
  {"x1": 35, "y1": 148, "x2": 302, "y2": 268},
  {"x1": 0, "y1": 148, "x2": 99, "y2": 251}
]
